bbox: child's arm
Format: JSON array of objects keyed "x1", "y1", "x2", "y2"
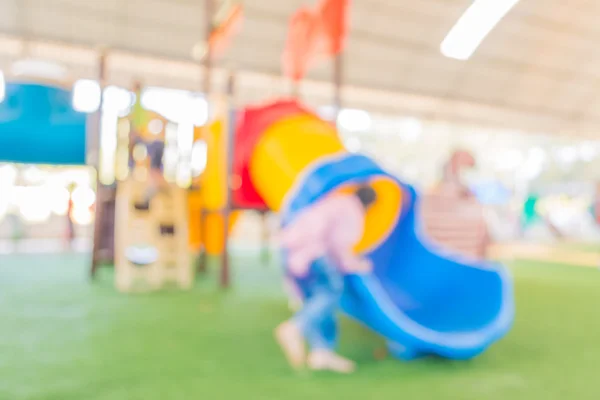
[
  {"x1": 332, "y1": 249, "x2": 373, "y2": 275},
  {"x1": 279, "y1": 214, "x2": 329, "y2": 277},
  {"x1": 287, "y1": 249, "x2": 315, "y2": 277}
]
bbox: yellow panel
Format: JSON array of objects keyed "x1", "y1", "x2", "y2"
[
  {"x1": 198, "y1": 121, "x2": 227, "y2": 210},
  {"x1": 187, "y1": 190, "x2": 204, "y2": 249},
  {"x1": 188, "y1": 120, "x2": 238, "y2": 252},
  {"x1": 203, "y1": 211, "x2": 241, "y2": 255}
]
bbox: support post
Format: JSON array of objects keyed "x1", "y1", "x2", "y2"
[
  {"x1": 220, "y1": 71, "x2": 236, "y2": 288},
  {"x1": 198, "y1": 0, "x2": 215, "y2": 275},
  {"x1": 91, "y1": 50, "x2": 107, "y2": 279},
  {"x1": 261, "y1": 210, "x2": 270, "y2": 265},
  {"x1": 333, "y1": 52, "x2": 343, "y2": 121},
  {"x1": 291, "y1": 80, "x2": 300, "y2": 99}
]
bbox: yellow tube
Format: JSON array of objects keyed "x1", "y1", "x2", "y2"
[
  {"x1": 249, "y1": 112, "x2": 403, "y2": 253},
  {"x1": 249, "y1": 114, "x2": 345, "y2": 211}
]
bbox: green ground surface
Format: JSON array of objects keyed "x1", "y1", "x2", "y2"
[
  {"x1": 558, "y1": 242, "x2": 600, "y2": 253},
  {"x1": 1, "y1": 251, "x2": 600, "y2": 400}
]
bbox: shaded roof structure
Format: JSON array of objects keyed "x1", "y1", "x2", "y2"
[{"x1": 0, "y1": 0, "x2": 598, "y2": 134}]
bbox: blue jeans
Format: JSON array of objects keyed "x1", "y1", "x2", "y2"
[{"x1": 292, "y1": 258, "x2": 343, "y2": 350}]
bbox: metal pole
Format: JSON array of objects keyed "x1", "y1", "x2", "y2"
[
  {"x1": 204, "y1": 0, "x2": 214, "y2": 96},
  {"x1": 91, "y1": 50, "x2": 107, "y2": 279},
  {"x1": 220, "y1": 71, "x2": 236, "y2": 288},
  {"x1": 198, "y1": 0, "x2": 215, "y2": 275},
  {"x1": 261, "y1": 210, "x2": 270, "y2": 265},
  {"x1": 333, "y1": 52, "x2": 343, "y2": 121},
  {"x1": 291, "y1": 80, "x2": 300, "y2": 99}
]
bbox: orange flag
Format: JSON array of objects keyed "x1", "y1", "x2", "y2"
[
  {"x1": 282, "y1": 7, "x2": 321, "y2": 82},
  {"x1": 281, "y1": 0, "x2": 350, "y2": 81},
  {"x1": 209, "y1": 4, "x2": 244, "y2": 60},
  {"x1": 316, "y1": 0, "x2": 350, "y2": 56}
]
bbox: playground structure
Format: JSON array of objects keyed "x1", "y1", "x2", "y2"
[
  {"x1": 187, "y1": 0, "x2": 513, "y2": 359},
  {"x1": 108, "y1": 0, "x2": 513, "y2": 358},
  {"x1": 191, "y1": 0, "x2": 351, "y2": 286},
  {"x1": 90, "y1": 77, "x2": 244, "y2": 291},
  {"x1": 0, "y1": 0, "x2": 514, "y2": 360},
  {"x1": 91, "y1": 1, "x2": 248, "y2": 285},
  {"x1": 213, "y1": 98, "x2": 513, "y2": 360},
  {"x1": 0, "y1": 82, "x2": 87, "y2": 165},
  {"x1": 189, "y1": 119, "x2": 241, "y2": 256},
  {"x1": 114, "y1": 178, "x2": 191, "y2": 292},
  {"x1": 111, "y1": 90, "x2": 193, "y2": 292}
]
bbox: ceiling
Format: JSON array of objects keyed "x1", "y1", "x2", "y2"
[{"x1": 1, "y1": 0, "x2": 600, "y2": 135}]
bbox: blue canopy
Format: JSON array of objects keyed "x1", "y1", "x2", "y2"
[{"x1": 0, "y1": 82, "x2": 87, "y2": 165}]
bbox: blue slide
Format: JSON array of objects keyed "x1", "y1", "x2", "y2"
[{"x1": 281, "y1": 153, "x2": 514, "y2": 360}]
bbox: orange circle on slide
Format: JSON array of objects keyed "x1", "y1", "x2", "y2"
[{"x1": 336, "y1": 176, "x2": 404, "y2": 254}]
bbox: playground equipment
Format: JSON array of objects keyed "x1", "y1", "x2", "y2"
[
  {"x1": 253, "y1": 0, "x2": 512, "y2": 359},
  {"x1": 0, "y1": 82, "x2": 87, "y2": 165},
  {"x1": 188, "y1": 119, "x2": 240, "y2": 255},
  {"x1": 231, "y1": 99, "x2": 514, "y2": 360},
  {"x1": 188, "y1": 0, "x2": 347, "y2": 286},
  {"x1": 188, "y1": 1, "x2": 254, "y2": 283},
  {"x1": 114, "y1": 178, "x2": 191, "y2": 292},
  {"x1": 0, "y1": 79, "x2": 93, "y2": 251},
  {"x1": 112, "y1": 91, "x2": 192, "y2": 292}
]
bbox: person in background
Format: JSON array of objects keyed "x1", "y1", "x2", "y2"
[
  {"x1": 438, "y1": 149, "x2": 476, "y2": 198},
  {"x1": 8, "y1": 210, "x2": 24, "y2": 251},
  {"x1": 591, "y1": 182, "x2": 600, "y2": 226},
  {"x1": 275, "y1": 185, "x2": 377, "y2": 374},
  {"x1": 425, "y1": 150, "x2": 489, "y2": 259},
  {"x1": 141, "y1": 140, "x2": 166, "y2": 207},
  {"x1": 521, "y1": 192, "x2": 563, "y2": 239},
  {"x1": 65, "y1": 183, "x2": 76, "y2": 250},
  {"x1": 129, "y1": 82, "x2": 167, "y2": 208}
]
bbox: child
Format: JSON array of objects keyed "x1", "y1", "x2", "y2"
[
  {"x1": 65, "y1": 183, "x2": 76, "y2": 251},
  {"x1": 276, "y1": 185, "x2": 377, "y2": 373},
  {"x1": 130, "y1": 134, "x2": 166, "y2": 208},
  {"x1": 425, "y1": 150, "x2": 489, "y2": 259}
]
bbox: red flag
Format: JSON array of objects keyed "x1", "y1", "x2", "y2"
[
  {"x1": 282, "y1": 7, "x2": 320, "y2": 82},
  {"x1": 281, "y1": 0, "x2": 351, "y2": 81},
  {"x1": 316, "y1": 0, "x2": 350, "y2": 56}
]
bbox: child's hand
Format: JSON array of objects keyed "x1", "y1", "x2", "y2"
[
  {"x1": 287, "y1": 253, "x2": 312, "y2": 278},
  {"x1": 354, "y1": 258, "x2": 373, "y2": 274},
  {"x1": 342, "y1": 256, "x2": 372, "y2": 274}
]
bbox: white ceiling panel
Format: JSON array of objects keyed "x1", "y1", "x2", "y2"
[{"x1": 0, "y1": 0, "x2": 598, "y2": 134}]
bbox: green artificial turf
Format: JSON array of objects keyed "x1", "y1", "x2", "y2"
[{"x1": 1, "y1": 251, "x2": 600, "y2": 400}]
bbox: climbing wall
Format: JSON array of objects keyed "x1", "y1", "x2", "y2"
[{"x1": 114, "y1": 178, "x2": 192, "y2": 293}]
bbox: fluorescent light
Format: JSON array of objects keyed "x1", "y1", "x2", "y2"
[
  {"x1": 141, "y1": 87, "x2": 208, "y2": 126},
  {"x1": 72, "y1": 79, "x2": 101, "y2": 113},
  {"x1": 579, "y1": 142, "x2": 597, "y2": 162},
  {"x1": 441, "y1": 0, "x2": 520, "y2": 60},
  {"x1": 103, "y1": 86, "x2": 135, "y2": 115},
  {"x1": 556, "y1": 146, "x2": 578, "y2": 165},
  {"x1": 338, "y1": 109, "x2": 372, "y2": 132},
  {"x1": 11, "y1": 59, "x2": 68, "y2": 81}
]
